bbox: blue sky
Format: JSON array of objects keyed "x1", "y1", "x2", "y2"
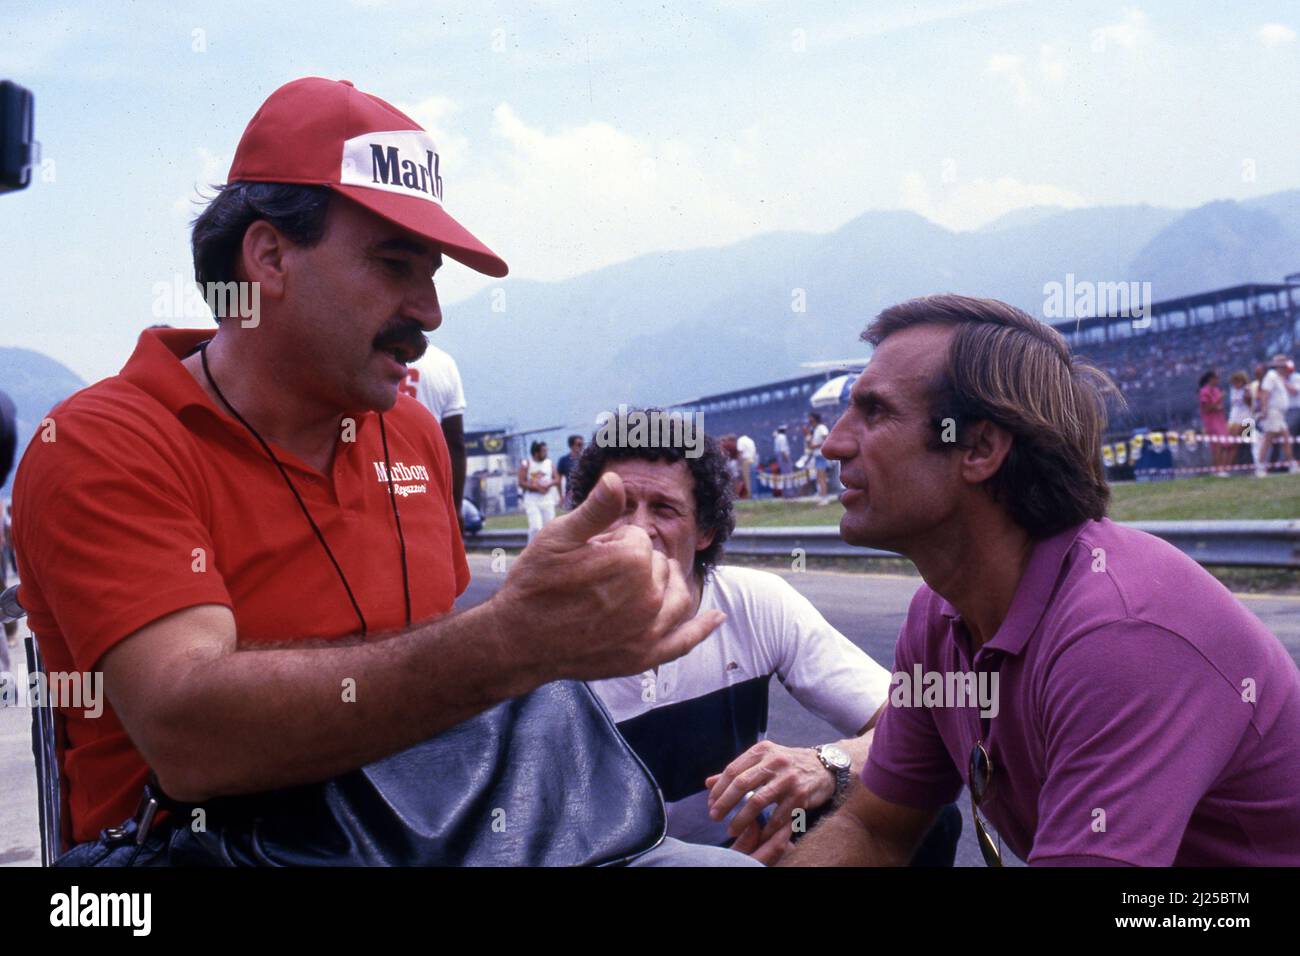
[{"x1": 1, "y1": 0, "x2": 1297, "y2": 386}]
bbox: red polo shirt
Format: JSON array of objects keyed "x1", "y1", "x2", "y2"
[{"x1": 13, "y1": 328, "x2": 469, "y2": 844}]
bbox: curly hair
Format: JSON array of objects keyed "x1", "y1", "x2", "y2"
[{"x1": 565, "y1": 413, "x2": 735, "y2": 577}]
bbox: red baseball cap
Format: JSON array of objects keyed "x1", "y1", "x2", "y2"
[{"x1": 228, "y1": 77, "x2": 508, "y2": 277}]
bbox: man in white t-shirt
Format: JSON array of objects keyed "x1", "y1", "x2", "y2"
[
  {"x1": 571, "y1": 418, "x2": 957, "y2": 865},
  {"x1": 403, "y1": 344, "x2": 468, "y2": 522},
  {"x1": 1284, "y1": 356, "x2": 1300, "y2": 439},
  {"x1": 805, "y1": 412, "x2": 832, "y2": 505},
  {"x1": 1258, "y1": 354, "x2": 1298, "y2": 475}
]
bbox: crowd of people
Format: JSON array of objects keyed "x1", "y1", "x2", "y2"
[{"x1": 1196, "y1": 353, "x2": 1300, "y2": 477}]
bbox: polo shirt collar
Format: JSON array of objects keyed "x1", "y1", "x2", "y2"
[
  {"x1": 117, "y1": 328, "x2": 379, "y2": 474},
  {"x1": 938, "y1": 520, "x2": 1092, "y2": 658},
  {"x1": 119, "y1": 328, "x2": 218, "y2": 414}
]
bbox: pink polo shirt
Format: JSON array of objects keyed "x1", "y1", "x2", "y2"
[{"x1": 862, "y1": 518, "x2": 1300, "y2": 866}]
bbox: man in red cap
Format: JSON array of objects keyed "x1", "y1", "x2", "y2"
[{"x1": 13, "y1": 77, "x2": 754, "y2": 866}]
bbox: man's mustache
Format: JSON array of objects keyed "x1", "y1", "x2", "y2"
[{"x1": 372, "y1": 321, "x2": 429, "y2": 362}]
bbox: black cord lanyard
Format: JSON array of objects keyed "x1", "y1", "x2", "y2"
[{"x1": 199, "y1": 342, "x2": 411, "y2": 636}]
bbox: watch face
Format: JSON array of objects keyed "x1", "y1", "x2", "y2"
[{"x1": 821, "y1": 745, "x2": 851, "y2": 770}]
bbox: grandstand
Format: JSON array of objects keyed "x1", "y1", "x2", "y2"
[
  {"x1": 667, "y1": 373, "x2": 835, "y2": 467},
  {"x1": 1057, "y1": 280, "x2": 1299, "y2": 430},
  {"x1": 670, "y1": 277, "x2": 1299, "y2": 456}
]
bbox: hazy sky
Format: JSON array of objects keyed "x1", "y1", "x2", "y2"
[{"x1": 2, "y1": 0, "x2": 1297, "y2": 386}]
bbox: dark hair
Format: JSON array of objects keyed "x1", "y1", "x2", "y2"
[
  {"x1": 865, "y1": 294, "x2": 1118, "y2": 539},
  {"x1": 1198, "y1": 370, "x2": 1218, "y2": 388},
  {"x1": 566, "y1": 413, "x2": 735, "y2": 577},
  {"x1": 530, "y1": 440, "x2": 547, "y2": 458},
  {"x1": 808, "y1": 412, "x2": 822, "y2": 423},
  {"x1": 567, "y1": 434, "x2": 583, "y2": 449},
  {"x1": 191, "y1": 182, "x2": 333, "y2": 319}
]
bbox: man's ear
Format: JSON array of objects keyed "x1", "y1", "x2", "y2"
[
  {"x1": 696, "y1": 528, "x2": 716, "y2": 552},
  {"x1": 958, "y1": 419, "x2": 1013, "y2": 486},
  {"x1": 238, "y1": 220, "x2": 288, "y2": 300}
]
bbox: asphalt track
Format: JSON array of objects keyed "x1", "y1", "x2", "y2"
[{"x1": 2, "y1": 556, "x2": 1296, "y2": 868}]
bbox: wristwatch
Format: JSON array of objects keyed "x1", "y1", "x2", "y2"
[{"x1": 813, "y1": 744, "x2": 852, "y2": 805}]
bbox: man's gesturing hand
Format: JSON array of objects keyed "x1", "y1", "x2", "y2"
[
  {"x1": 486, "y1": 471, "x2": 724, "y2": 685},
  {"x1": 704, "y1": 741, "x2": 835, "y2": 865}
]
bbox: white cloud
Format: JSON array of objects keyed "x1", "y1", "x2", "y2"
[
  {"x1": 1093, "y1": 8, "x2": 1149, "y2": 51},
  {"x1": 988, "y1": 52, "x2": 1033, "y2": 107},
  {"x1": 1258, "y1": 23, "x2": 1296, "y2": 47},
  {"x1": 434, "y1": 104, "x2": 763, "y2": 301},
  {"x1": 900, "y1": 171, "x2": 1087, "y2": 232},
  {"x1": 393, "y1": 95, "x2": 470, "y2": 168}
]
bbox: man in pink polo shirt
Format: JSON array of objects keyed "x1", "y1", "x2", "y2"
[{"x1": 783, "y1": 294, "x2": 1300, "y2": 867}]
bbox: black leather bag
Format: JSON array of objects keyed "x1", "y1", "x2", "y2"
[{"x1": 55, "y1": 680, "x2": 666, "y2": 867}]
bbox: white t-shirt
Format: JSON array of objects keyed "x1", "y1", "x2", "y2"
[
  {"x1": 737, "y1": 435, "x2": 756, "y2": 462},
  {"x1": 1228, "y1": 386, "x2": 1251, "y2": 424},
  {"x1": 522, "y1": 457, "x2": 558, "y2": 504},
  {"x1": 1261, "y1": 370, "x2": 1289, "y2": 418},
  {"x1": 589, "y1": 565, "x2": 890, "y2": 846},
  {"x1": 405, "y1": 344, "x2": 466, "y2": 422},
  {"x1": 773, "y1": 432, "x2": 791, "y2": 457},
  {"x1": 810, "y1": 423, "x2": 829, "y2": 455}
]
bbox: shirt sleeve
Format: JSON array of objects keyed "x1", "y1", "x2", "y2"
[
  {"x1": 860, "y1": 588, "x2": 964, "y2": 809},
  {"x1": 1027, "y1": 620, "x2": 1251, "y2": 866},
  {"x1": 13, "y1": 403, "x2": 233, "y2": 673},
  {"x1": 761, "y1": 573, "x2": 890, "y2": 737},
  {"x1": 441, "y1": 356, "x2": 467, "y2": 420}
]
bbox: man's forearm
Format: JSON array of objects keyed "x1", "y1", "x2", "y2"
[
  {"x1": 146, "y1": 601, "x2": 541, "y2": 801},
  {"x1": 780, "y1": 801, "x2": 907, "y2": 867}
]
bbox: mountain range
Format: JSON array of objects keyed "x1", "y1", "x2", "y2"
[
  {"x1": 3, "y1": 190, "x2": 1298, "y2": 477},
  {"x1": 433, "y1": 190, "x2": 1300, "y2": 433}
]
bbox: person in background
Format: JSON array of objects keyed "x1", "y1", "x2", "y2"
[
  {"x1": 806, "y1": 412, "x2": 832, "y2": 503},
  {"x1": 736, "y1": 433, "x2": 756, "y2": 499},
  {"x1": 1226, "y1": 370, "x2": 1253, "y2": 472},
  {"x1": 519, "y1": 440, "x2": 561, "y2": 542},
  {"x1": 1196, "y1": 370, "x2": 1229, "y2": 478},
  {"x1": 1258, "y1": 355, "x2": 1299, "y2": 476},
  {"x1": 404, "y1": 343, "x2": 467, "y2": 526},
  {"x1": 1285, "y1": 356, "x2": 1300, "y2": 441},
  {"x1": 719, "y1": 434, "x2": 742, "y2": 497},
  {"x1": 773, "y1": 426, "x2": 792, "y2": 496},
  {"x1": 1249, "y1": 363, "x2": 1268, "y2": 471},
  {"x1": 555, "y1": 434, "x2": 584, "y2": 502}
]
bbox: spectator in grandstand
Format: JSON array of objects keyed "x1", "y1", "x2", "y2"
[
  {"x1": 1196, "y1": 370, "x2": 1230, "y2": 477},
  {"x1": 1258, "y1": 355, "x2": 1299, "y2": 476},
  {"x1": 736, "y1": 433, "x2": 757, "y2": 499},
  {"x1": 556, "y1": 434, "x2": 584, "y2": 502},
  {"x1": 518, "y1": 440, "x2": 561, "y2": 542},
  {"x1": 570, "y1": 422, "x2": 961, "y2": 866},
  {"x1": 1227, "y1": 370, "x2": 1254, "y2": 471},
  {"x1": 785, "y1": 294, "x2": 1300, "y2": 867},
  {"x1": 805, "y1": 412, "x2": 832, "y2": 504},
  {"x1": 404, "y1": 343, "x2": 468, "y2": 527}
]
